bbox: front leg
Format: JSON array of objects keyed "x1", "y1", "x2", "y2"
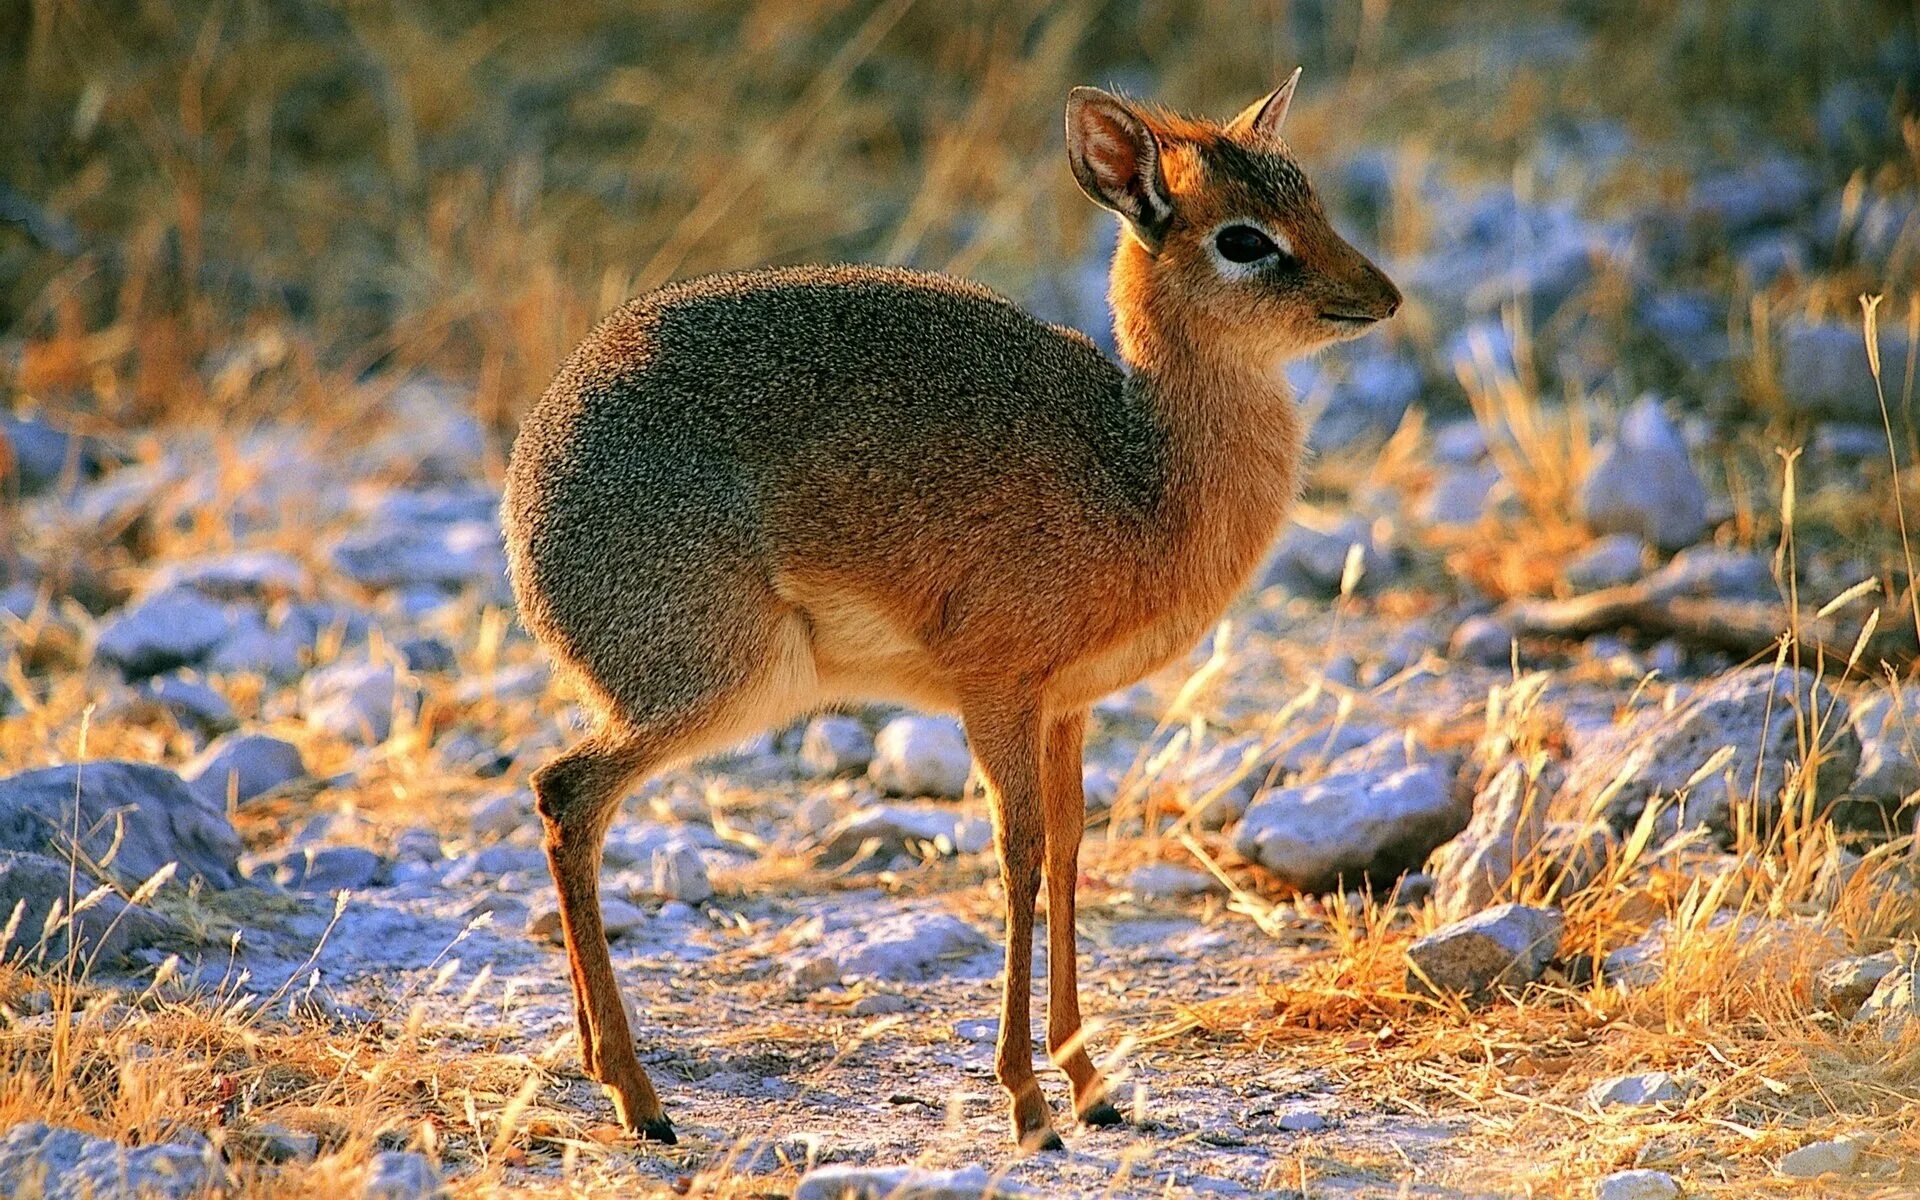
[
  {"x1": 1042, "y1": 709, "x2": 1122, "y2": 1125},
  {"x1": 962, "y1": 691, "x2": 1059, "y2": 1151}
]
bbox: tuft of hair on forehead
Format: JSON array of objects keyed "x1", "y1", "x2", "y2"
[{"x1": 1120, "y1": 98, "x2": 1311, "y2": 209}]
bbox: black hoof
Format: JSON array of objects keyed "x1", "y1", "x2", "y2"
[
  {"x1": 1080, "y1": 1099, "x2": 1125, "y2": 1127},
  {"x1": 1022, "y1": 1128, "x2": 1065, "y2": 1153},
  {"x1": 637, "y1": 1115, "x2": 678, "y2": 1145}
]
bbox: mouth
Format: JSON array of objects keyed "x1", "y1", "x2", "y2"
[{"x1": 1318, "y1": 311, "x2": 1380, "y2": 329}]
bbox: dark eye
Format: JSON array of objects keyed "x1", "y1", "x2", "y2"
[{"x1": 1215, "y1": 224, "x2": 1280, "y2": 263}]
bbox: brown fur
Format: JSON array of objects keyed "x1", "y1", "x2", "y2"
[{"x1": 502, "y1": 80, "x2": 1398, "y2": 1150}]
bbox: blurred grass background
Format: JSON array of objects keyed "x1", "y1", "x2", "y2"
[{"x1": 0, "y1": 0, "x2": 1914, "y2": 440}]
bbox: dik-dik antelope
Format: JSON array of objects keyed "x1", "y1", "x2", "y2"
[{"x1": 503, "y1": 71, "x2": 1399, "y2": 1150}]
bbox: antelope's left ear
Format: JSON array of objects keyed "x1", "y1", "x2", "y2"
[{"x1": 1228, "y1": 67, "x2": 1302, "y2": 141}]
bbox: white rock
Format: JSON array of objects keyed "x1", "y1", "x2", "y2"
[
  {"x1": 1564, "y1": 534, "x2": 1647, "y2": 592},
  {"x1": 801, "y1": 715, "x2": 875, "y2": 776},
  {"x1": 1234, "y1": 762, "x2": 1463, "y2": 893},
  {"x1": 1264, "y1": 515, "x2": 1397, "y2": 596},
  {"x1": 1641, "y1": 546, "x2": 1776, "y2": 602},
  {"x1": 303, "y1": 661, "x2": 418, "y2": 745},
  {"x1": 1125, "y1": 863, "x2": 1219, "y2": 899},
  {"x1": 1778, "y1": 318, "x2": 1913, "y2": 422},
  {"x1": 869, "y1": 716, "x2": 972, "y2": 798},
  {"x1": 1406, "y1": 903, "x2": 1563, "y2": 999},
  {"x1": 470, "y1": 790, "x2": 534, "y2": 839},
  {"x1": 1779, "y1": 1137, "x2": 1861, "y2": 1179},
  {"x1": 1577, "y1": 398, "x2": 1709, "y2": 552},
  {"x1": 650, "y1": 841, "x2": 713, "y2": 904},
  {"x1": 1449, "y1": 614, "x2": 1515, "y2": 667},
  {"x1": 815, "y1": 911, "x2": 991, "y2": 981},
  {"x1": 361, "y1": 1148, "x2": 445, "y2": 1199},
  {"x1": 1816, "y1": 951, "x2": 1905, "y2": 1018},
  {"x1": 1587, "y1": 1071, "x2": 1688, "y2": 1109},
  {"x1": 526, "y1": 895, "x2": 648, "y2": 945},
  {"x1": 0, "y1": 761, "x2": 244, "y2": 889},
  {"x1": 147, "y1": 551, "x2": 308, "y2": 602},
  {"x1": 1595, "y1": 1169, "x2": 1680, "y2": 1200},
  {"x1": 1853, "y1": 964, "x2": 1918, "y2": 1039},
  {"x1": 1275, "y1": 1108, "x2": 1330, "y2": 1132},
  {"x1": 184, "y1": 732, "x2": 306, "y2": 806},
  {"x1": 1421, "y1": 463, "x2": 1501, "y2": 527},
  {"x1": 0, "y1": 1122, "x2": 223, "y2": 1200},
  {"x1": 794, "y1": 792, "x2": 838, "y2": 837},
  {"x1": 815, "y1": 804, "x2": 967, "y2": 867},
  {"x1": 794, "y1": 1165, "x2": 1022, "y2": 1200},
  {"x1": 1560, "y1": 666, "x2": 1860, "y2": 843},
  {"x1": 1429, "y1": 759, "x2": 1564, "y2": 920},
  {"x1": 95, "y1": 588, "x2": 233, "y2": 678},
  {"x1": 331, "y1": 519, "x2": 504, "y2": 592},
  {"x1": 1848, "y1": 690, "x2": 1920, "y2": 806}
]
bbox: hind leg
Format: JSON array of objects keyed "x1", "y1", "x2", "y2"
[{"x1": 532, "y1": 726, "x2": 676, "y2": 1142}]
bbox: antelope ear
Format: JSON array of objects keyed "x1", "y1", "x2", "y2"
[
  {"x1": 1065, "y1": 87, "x2": 1175, "y2": 253},
  {"x1": 1229, "y1": 67, "x2": 1302, "y2": 140}
]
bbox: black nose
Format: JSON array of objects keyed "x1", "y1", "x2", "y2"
[{"x1": 1374, "y1": 270, "x2": 1403, "y2": 319}]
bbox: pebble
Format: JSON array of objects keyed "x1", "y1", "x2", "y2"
[
  {"x1": 228, "y1": 1123, "x2": 318, "y2": 1165},
  {"x1": 1276, "y1": 1108, "x2": 1330, "y2": 1133},
  {"x1": 869, "y1": 716, "x2": 972, "y2": 798},
  {"x1": 1406, "y1": 903, "x2": 1563, "y2": 1000},
  {"x1": 470, "y1": 790, "x2": 536, "y2": 839},
  {"x1": 801, "y1": 715, "x2": 876, "y2": 776},
  {"x1": 330, "y1": 520, "x2": 505, "y2": 592},
  {"x1": 361, "y1": 1148, "x2": 446, "y2": 1199},
  {"x1": 1576, "y1": 398, "x2": 1709, "y2": 552},
  {"x1": 1421, "y1": 463, "x2": 1501, "y2": 527},
  {"x1": 650, "y1": 840, "x2": 713, "y2": 903},
  {"x1": 1449, "y1": 614, "x2": 1515, "y2": 668},
  {"x1": 793, "y1": 1165, "x2": 1022, "y2": 1200},
  {"x1": 1234, "y1": 762, "x2": 1463, "y2": 894},
  {"x1": 1778, "y1": 318, "x2": 1913, "y2": 423},
  {"x1": 139, "y1": 672, "x2": 237, "y2": 735},
  {"x1": 1564, "y1": 534, "x2": 1647, "y2": 592},
  {"x1": 205, "y1": 617, "x2": 305, "y2": 680},
  {"x1": 0, "y1": 850, "x2": 181, "y2": 966},
  {"x1": 0, "y1": 760, "x2": 245, "y2": 889},
  {"x1": 147, "y1": 551, "x2": 308, "y2": 602},
  {"x1": 1595, "y1": 1169, "x2": 1680, "y2": 1200},
  {"x1": 1852, "y1": 964, "x2": 1917, "y2": 1039},
  {"x1": 815, "y1": 804, "x2": 974, "y2": 868},
  {"x1": 814, "y1": 911, "x2": 991, "y2": 982},
  {"x1": 0, "y1": 1122, "x2": 222, "y2": 1200},
  {"x1": 1125, "y1": 862, "x2": 1219, "y2": 899},
  {"x1": 94, "y1": 588, "x2": 233, "y2": 679},
  {"x1": 184, "y1": 732, "x2": 307, "y2": 806},
  {"x1": 303, "y1": 661, "x2": 416, "y2": 745},
  {"x1": 1815, "y1": 952, "x2": 1905, "y2": 1019},
  {"x1": 1778, "y1": 1136, "x2": 1860, "y2": 1179},
  {"x1": 1640, "y1": 546, "x2": 1776, "y2": 602},
  {"x1": 251, "y1": 845, "x2": 384, "y2": 893},
  {"x1": 1264, "y1": 514, "x2": 1397, "y2": 596},
  {"x1": 1587, "y1": 1071, "x2": 1688, "y2": 1109},
  {"x1": 527, "y1": 894, "x2": 648, "y2": 945}
]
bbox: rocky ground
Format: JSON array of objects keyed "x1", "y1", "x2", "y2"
[{"x1": 3, "y1": 6, "x2": 1919, "y2": 1199}]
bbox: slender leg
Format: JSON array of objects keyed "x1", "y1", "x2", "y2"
[
  {"x1": 963, "y1": 693, "x2": 1059, "y2": 1151},
  {"x1": 531, "y1": 728, "x2": 677, "y2": 1143},
  {"x1": 1041, "y1": 709, "x2": 1122, "y2": 1126}
]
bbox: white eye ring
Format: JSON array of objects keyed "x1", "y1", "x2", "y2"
[{"x1": 1206, "y1": 221, "x2": 1294, "y2": 279}]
